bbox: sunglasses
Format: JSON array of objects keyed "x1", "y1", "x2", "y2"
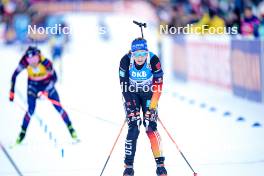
[
  {"x1": 26, "y1": 50, "x2": 39, "y2": 58},
  {"x1": 132, "y1": 51, "x2": 148, "y2": 58}
]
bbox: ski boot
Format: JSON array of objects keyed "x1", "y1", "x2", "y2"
[
  {"x1": 156, "y1": 164, "x2": 167, "y2": 176},
  {"x1": 156, "y1": 157, "x2": 167, "y2": 176},
  {"x1": 123, "y1": 165, "x2": 134, "y2": 176},
  {"x1": 68, "y1": 125, "x2": 78, "y2": 139},
  {"x1": 16, "y1": 129, "x2": 26, "y2": 144}
]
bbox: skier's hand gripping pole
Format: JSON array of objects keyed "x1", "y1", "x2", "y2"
[{"x1": 158, "y1": 117, "x2": 198, "y2": 176}]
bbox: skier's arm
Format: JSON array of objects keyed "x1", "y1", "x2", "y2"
[
  {"x1": 10, "y1": 57, "x2": 28, "y2": 101},
  {"x1": 41, "y1": 58, "x2": 57, "y2": 91},
  {"x1": 41, "y1": 57, "x2": 53, "y2": 73},
  {"x1": 11, "y1": 58, "x2": 27, "y2": 91},
  {"x1": 41, "y1": 57, "x2": 57, "y2": 82},
  {"x1": 119, "y1": 54, "x2": 133, "y2": 104},
  {"x1": 149, "y1": 55, "x2": 164, "y2": 110}
]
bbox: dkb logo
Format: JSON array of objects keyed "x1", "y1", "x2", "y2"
[{"x1": 131, "y1": 71, "x2": 147, "y2": 78}]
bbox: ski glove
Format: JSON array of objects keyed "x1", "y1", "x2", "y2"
[
  {"x1": 145, "y1": 109, "x2": 158, "y2": 122},
  {"x1": 144, "y1": 109, "x2": 158, "y2": 131},
  {"x1": 9, "y1": 91, "x2": 15, "y2": 102}
]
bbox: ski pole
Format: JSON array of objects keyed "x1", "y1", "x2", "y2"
[
  {"x1": 13, "y1": 99, "x2": 27, "y2": 112},
  {"x1": 158, "y1": 118, "x2": 198, "y2": 176},
  {"x1": 38, "y1": 91, "x2": 63, "y2": 107},
  {"x1": 38, "y1": 92, "x2": 118, "y2": 125},
  {"x1": 14, "y1": 91, "x2": 43, "y2": 124},
  {"x1": 133, "y1": 20, "x2": 147, "y2": 38},
  {"x1": 0, "y1": 142, "x2": 24, "y2": 176},
  {"x1": 99, "y1": 119, "x2": 126, "y2": 176}
]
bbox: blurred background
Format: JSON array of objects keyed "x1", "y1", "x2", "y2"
[{"x1": 0, "y1": 0, "x2": 264, "y2": 176}]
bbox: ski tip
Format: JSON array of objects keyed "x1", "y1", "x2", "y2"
[{"x1": 194, "y1": 173, "x2": 198, "y2": 176}]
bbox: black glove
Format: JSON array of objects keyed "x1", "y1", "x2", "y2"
[
  {"x1": 144, "y1": 109, "x2": 158, "y2": 131},
  {"x1": 127, "y1": 108, "x2": 141, "y2": 124},
  {"x1": 124, "y1": 102, "x2": 141, "y2": 128},
  {"x1": 145, "y1": 109, "x2": 157, "y2": 122}
]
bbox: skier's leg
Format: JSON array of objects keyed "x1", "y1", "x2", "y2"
[
  {"x1": 142, "y1": 94, "x2": 167, "y2": 175},
  {"x1": 123, "y1": 95, "x2": 141, "y2": 175},
  {"x1": 48, "y1": 88, "x2": 71, "y2": 125},
  {"x1": 17, "y1": 86, "x2": 37, "y2": 144}
]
